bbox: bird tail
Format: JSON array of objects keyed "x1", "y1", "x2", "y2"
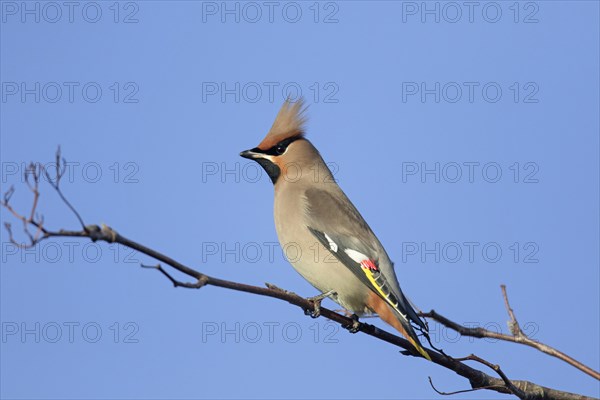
[
  {"x1": 393, "y1": 309, "x2": 432, "y2": 361},
  {"x1": 393, "y1": 291, "x2": 432, "y2": 360},
  {"x1": 368, "y1": 293, "x2": 431, "y2": 361}
]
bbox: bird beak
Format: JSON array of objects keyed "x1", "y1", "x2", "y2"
[{"x1": 239, "y1": 148, "x2": 262, "y2": 159}]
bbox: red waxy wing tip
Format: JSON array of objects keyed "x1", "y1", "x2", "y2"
[{"x1": 360, "y1": 259, "x2": 379, "y2": 272}]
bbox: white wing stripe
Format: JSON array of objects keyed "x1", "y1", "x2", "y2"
[
  {"x1": 324, "y1": 233, "x2": 338, "y2": 252},
  {"x1": 344, "y1": 249, "x2": 369, "y2": 263}
]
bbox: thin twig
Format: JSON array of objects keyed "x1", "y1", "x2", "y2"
[
  {"x1": 141, "y1": 263, "x2": 208, "y2": 289},
  {"x1": 1, "y1": 166, "x2": 48, "y2": 248},
  {"x1": 427, "y1": 376, "x2": 503, "y2": 396},
  {"x1": 455, "y1": 354, "x2": 528, "y2": 399},
  {"x1": 43, "y1": 148, "x2": 86, "y2": 230},
  {"x1": 501, "y1": 284, "x2": 526, "y2": 337}
]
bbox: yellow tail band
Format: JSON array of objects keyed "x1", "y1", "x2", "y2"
[{"x1": 407, "y1": 335, "x2": 432, "y2": 361}]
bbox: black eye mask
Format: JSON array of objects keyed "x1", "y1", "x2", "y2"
[
  {"x1": 255, "y1": 135, "x2": 302, "y2": 157},
  {"x1": 242, "y1": 135, "x2": 303, "y2": 184}
]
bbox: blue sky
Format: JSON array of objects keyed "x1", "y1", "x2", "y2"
[{"x1": 1, "y1": 1, "x2": 599, "y2": 399}]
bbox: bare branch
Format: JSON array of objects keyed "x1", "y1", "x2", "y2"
[
  {"x1": 421, "y1": 289, "x2": 600, "y2": 381},
  {"x1": 6, "y1": 222, "x2": 595, "y2": 400},
  {"x1": 2, "y1": 150, "x2": 598, "y2": 400}
]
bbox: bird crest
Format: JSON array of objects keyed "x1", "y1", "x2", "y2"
[{"x1": 258, "y1": 97, "x2": 307, "y2": 150}]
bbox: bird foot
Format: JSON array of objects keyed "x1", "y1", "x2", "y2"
[
  {"x1": 304, "y1": 290, "x2": 336, "y2": 318},
  {"x1": 343, "y1": 314, "x2": 361, "y2": 333}
]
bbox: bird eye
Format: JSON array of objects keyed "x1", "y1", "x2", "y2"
[{"x1": 275, "y1": 144, "x2": 286, "y2": 155}]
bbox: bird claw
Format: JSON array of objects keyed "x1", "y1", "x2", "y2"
[
  {"x1": 305, "y1": 290, "x2": 336, "y2": 319},
  {"x1": 304, "y1": 308, "x2": 321, "y2": 318},
  {"x1": 343, "y1": 314, "x2": 361, "y2": 333}
]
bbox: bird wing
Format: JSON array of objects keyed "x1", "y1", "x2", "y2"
[{"x1": 303, "y1": 188, "x2": 425, "y2": 330}]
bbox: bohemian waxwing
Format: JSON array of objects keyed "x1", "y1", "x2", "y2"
[{"x1": 240, "y1": 98, "x2": 431, "y2": 360}]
